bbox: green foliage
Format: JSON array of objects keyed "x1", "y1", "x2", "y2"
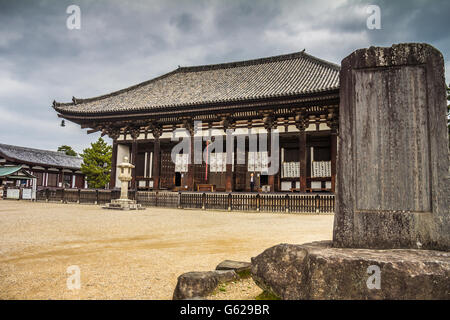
[
  {"x1": 236, "y1": 269, "x2": 252, "y2": 279},
  {"x1": 255, "y1": 290, "x2": 281, "y2": 300},
  {"x1": 57, "y1": 145, "x2": 77, "y2": 156},
  {"x1": 80, "y1": 137, "x2": 112, "y2": 189}
]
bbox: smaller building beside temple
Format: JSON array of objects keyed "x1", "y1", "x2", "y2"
[{"x1": 0, "y1": 143, "x2": 85, "y2": 189}]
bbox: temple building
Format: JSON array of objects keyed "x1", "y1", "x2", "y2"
[
  {"x1": 0, "y1": 143, "x2": 85, "y2": 189},
  {"x1": 53, "y1": 51, "x2": 339, "y2": 193}
]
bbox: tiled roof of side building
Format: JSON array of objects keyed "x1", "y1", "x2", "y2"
[
  {"x1": 53, "y1": 50, "x2": 340, "y2": 115},
  {"x1": 0, "y1": 143, "x2": 83, "y2": 170}
]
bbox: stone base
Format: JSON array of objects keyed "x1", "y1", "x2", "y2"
[
  {"x1": 173, "y1": 270, "x2": 238, "y2": 300},
  {"x1": 251, "y1": 241, "x2": 449, "y2": 300},
  {"x1": 103, "y1": 199, "x2": 145, "y2": 211},
  {"x1": 216, "y1": 260, "x2": 252, "y2": 277}
]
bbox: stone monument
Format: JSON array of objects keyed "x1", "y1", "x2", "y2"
[
  {"x1": 251, "y1": 44, "x2": 449, "y2": 299},
  {"x1": 334, "y1": 43, "x2": 449, "y2": 250},
  {"x1": 103, "y1": 156, "x2": 144, "y2": 211}
]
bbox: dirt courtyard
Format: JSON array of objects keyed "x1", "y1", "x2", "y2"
[{"x1": 0, "y1": 201, "x2": 334, "y2": 299}]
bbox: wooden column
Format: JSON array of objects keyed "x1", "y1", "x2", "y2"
[
  {"x1": 299, "y1": 131, "x2": 307, "y2": 192},
  {"x1": 109, "y1": 140, "x2": 118, "y2": 189},
  {"x1": 187, "y1": 132, "x2": 195, "y2": 191},
  {"x1": 58, "y1": 169, "x2": 64, "y2": 188},
  {"x1": 225, "y1": 131, "x2": 233, "y2": 192},
  {"x1": 330, "y1": 133, "x2": 337, "y2": 193},
  {"x1": 152, "y1": 137, "x2": 160, "y2": 190},
  {"x1": 146, "y1": 149, "x2": 152, "y2": 188},
  {"x1": 296, "y1": 112, "x2": 308, "y2": 193},
  {"x1": 131, "y1": 140, "x2": 138, "y2": 190},
  {"x1": 262, "y1": 114, "x2": 276, "y2": 192},
  {"x1": 267, "y1": 128, "x2": 276, "y2": 192}
]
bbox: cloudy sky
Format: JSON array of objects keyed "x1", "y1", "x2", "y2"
[{"x1": 0, "y1": 0, "x2": 449, "y2": 154}]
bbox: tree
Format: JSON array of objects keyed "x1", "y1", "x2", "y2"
[
  {"x1": 57, "y1": 145, "x2": 77, "y2": 156},
  {"x1": 80, "y1": 137, "x2": 112, "y2": 189}
]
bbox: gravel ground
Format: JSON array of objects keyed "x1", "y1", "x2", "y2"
[{"x1": 0, "y1": 200, "x2": 333, "y2": 300}]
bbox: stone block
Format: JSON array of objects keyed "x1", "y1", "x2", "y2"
[
  {"x1": 173, "y1": 270, "x2": 238, "y2": 300},
  {"x1": 173, "y1": 271, "x2": 219, "y2": 300},
  {"x1": 215, "y1": 260, "x2": 251, "y2": 277},
  {"x1": 335, "y1": 43, "x2": 450, "y2": 250},
  {"x1": 251, "y1": 241, "x2": 450, "y2": 299}
]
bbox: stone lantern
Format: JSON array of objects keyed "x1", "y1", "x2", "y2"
[
  {"x1": 118, "y1": 156, "x2": 133, "y2": 200},
  {"x1": 103, "y1": 156, "x2": 144, "y2": 211}
]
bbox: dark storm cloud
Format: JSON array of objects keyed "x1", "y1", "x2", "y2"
[
  {"x1": 0, "y1": 0, "x2": 449, "y2": 153},
  {"x1": 170, "y1": 12, "x2": 200, "y2": 32}
]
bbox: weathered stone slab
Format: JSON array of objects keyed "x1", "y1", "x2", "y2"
[
  {"x1": 335, "y1": 43, "x2": 450, "y2": 250},
  {"x1": 251, "y1": 241, "x2": 450, "y2": 300},
  {"x1": 173, "y1": 270, "x2": 238, "y2": 300},
  {"x1": 173, "y1": 271, "x2": 219, "y2": 300},
  {"x1": 216, "y1": 260, "x2": 251, "y2": 275},
  {"x1": 214, "y1": 270, "x2": 239, "y2": 283}
]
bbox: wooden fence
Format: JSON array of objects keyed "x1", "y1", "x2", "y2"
[
  {"x1": 33, "y1": 188, "x2": 334, "y2": 214},
  {"x1": 35, "y1": 188, "x2": 121, "y2": 204}
]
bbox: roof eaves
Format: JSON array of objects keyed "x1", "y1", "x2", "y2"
[{"x1": 54, "y1": 87, "x2": 340, "y2": 118}]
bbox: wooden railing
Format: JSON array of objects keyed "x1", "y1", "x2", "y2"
[
  {"x1": 231, "y1": 193, "x2": 258, "y2": 211},
  {"x1": 35, "y1": 187, "x2": 121, "y2": 204},
  {"x1": 33, "y1": 187, "x2": 334, "y2": 214},
  {"x1": 205, "y1": 192, "x2": 229, "y2": 211},
  {"x1": 259, "y1": 193, "x2": 287, "y2": 213},
  {"x1": 180, "y1": 192, "x2": 203, "y2": 209}
]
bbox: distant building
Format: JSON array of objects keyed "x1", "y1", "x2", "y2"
[{"x1": 0, "y1": 143, "x2": 85, "y2": 188}]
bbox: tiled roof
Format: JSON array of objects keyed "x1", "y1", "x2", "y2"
[
  {"x1": 0, "y1": 143, "x2": 83, "y2": 170},
  {"x1": 53, "y1": 51, "x2": 340, "y2": 115}
]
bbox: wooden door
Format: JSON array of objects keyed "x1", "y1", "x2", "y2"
[{"x1": 159, "y1": 150, "x2": 175, "y2": 189}]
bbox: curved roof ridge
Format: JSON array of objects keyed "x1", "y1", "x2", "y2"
[
  {"x1": 300, "y1": 51, "x2": 341, "y2": 71},
  {"x1": 53, "y1": 50, "x2": 340, "y2": 109},
  {"x1": 177, "y1": 50, "x2": 338, "y2": 72}
]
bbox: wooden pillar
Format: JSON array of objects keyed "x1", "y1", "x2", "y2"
[
  {"x1": 110, "y1": 140, "x2": 118, "y2": 189},
  {"x1": 187, "y1": 132, "x2": 195, "y2": 191},
  {"x1": 267, "y1": 128, "x2": 275, "y2": 192},
  {"x1": 131, "y1": 140, "x2": 138, "y2": 190},
  {"x1": 153, "y1": 137, "x2": 160, "y2": 190},
  {"x1": 330, "y1": 133, "x2": 337, "y2": 193},
  {"x1": 299, "y1": 131, "x2": 307, "y2": 192},
  {"x1": 146, "y1": 149, "x2": 151, "y2": 189},
  {"x1": 225, "y1": 132, "x2": 233, "y2": 192},
  {"x1": 58, "y1": 169, "x2": 64, "y2": 188}
]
